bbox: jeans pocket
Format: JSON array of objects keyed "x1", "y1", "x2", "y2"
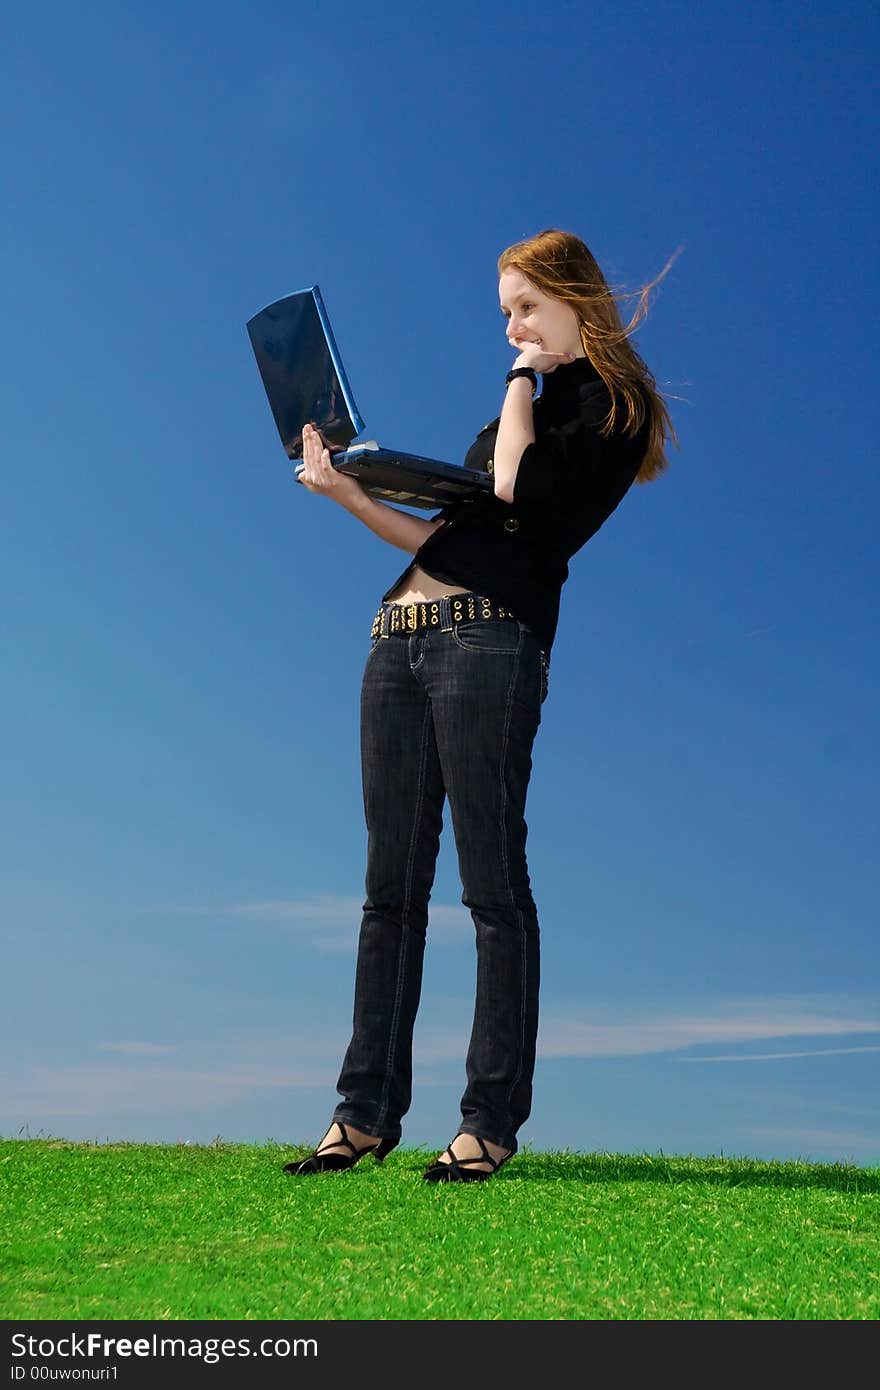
[{"x1": 450, "y1": 618, "x2": 521, "y2": 653}]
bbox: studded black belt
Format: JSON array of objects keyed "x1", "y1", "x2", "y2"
[{"x1": 371, "y1": 591, "x2": 519, "y2": 640}]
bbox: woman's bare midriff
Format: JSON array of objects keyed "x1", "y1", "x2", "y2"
[{"x1": 385, "y1": 565, "x2": 473, "y2": 604}]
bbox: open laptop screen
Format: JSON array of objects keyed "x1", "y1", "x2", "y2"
[{"x1": 246, "y1": 286, "x2": 365, "y2": 459}]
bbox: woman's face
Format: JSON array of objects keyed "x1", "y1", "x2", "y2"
[{"x1": 498, "y1": 269, "x2": 584, "y2": 358}]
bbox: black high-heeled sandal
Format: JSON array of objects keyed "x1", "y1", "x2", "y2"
[
  {"x1": 283, "y1": 1122, "x2": 399, "y2": 1175},
  {"x1": 422, "y1": 1133, "x2": 513, "y2": 1183}
]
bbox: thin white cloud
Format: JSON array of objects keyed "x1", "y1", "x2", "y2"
[
  {"x1": 0, "y1": 1061, "x2": 332, "y2": 1118},
  {"x1": 161, "y1": 893, "x2": 471, "y2": 952},
  {"x1": 536, "y1": 995, "x2": 880, "y2": 1060},
  {"x1": 676, "y1": 1045, "x2": 880, "y2": 1063},
  {"x1": 214, "y1": 895, "x2": 365, "y2": 923},
  {"x1": 0, "y1": 1055, "x2": 454, "y2": 1125},
  {"x1": 741, "y1": 1124, "x2": 880, "y2": 1152}
]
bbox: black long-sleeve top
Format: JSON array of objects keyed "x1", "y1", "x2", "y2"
[{"x1": 381, "y1": 355, "x2": 651, "y2": 657}]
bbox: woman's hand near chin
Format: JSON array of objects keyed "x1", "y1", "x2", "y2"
[{"x1": 511, "y1": 343, "x2": 576, "y2": 374}]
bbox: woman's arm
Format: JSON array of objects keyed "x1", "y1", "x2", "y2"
[
  {"x1": 492, "y1": 348, "x2": 574, "y2": 503},
  {"x1": 335, "y1": 488, "x2": 446, "y2": 554},
  {"x1": 298, "y1": 423, "x2": 444, "y2": 553},
  {"x1": 491, "y1": 376, "x2": 535, "y2": 504}
]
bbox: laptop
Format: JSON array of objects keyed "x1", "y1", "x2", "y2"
[{"x1": 246, "y1": 285, "x2": 493, "y2": 510}]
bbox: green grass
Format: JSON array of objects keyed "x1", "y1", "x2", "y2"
[{"x1": 2, "y1": 1137, "x2": 879, "y2": 1320}]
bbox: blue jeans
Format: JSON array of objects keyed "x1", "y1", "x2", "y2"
[{"x1": 332, "y1": 593, "x2": 549, "y2": 1155}]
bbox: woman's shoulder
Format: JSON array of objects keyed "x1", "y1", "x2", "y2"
[{"x1": 570, "y1": 378, "x2": 650, "y2": 441}]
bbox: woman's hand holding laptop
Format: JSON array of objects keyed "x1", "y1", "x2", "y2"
[{"x1": 298, "y1": 422, "x2": 365, "y2": 506}]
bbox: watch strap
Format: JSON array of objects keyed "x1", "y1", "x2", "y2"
[{"x1": 506, "y1": 366, "x2": 538, "y2": 393}]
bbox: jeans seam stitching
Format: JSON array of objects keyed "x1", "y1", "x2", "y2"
[
  {"x1": 499, "y1": 628, "x2": 527, "y2": 1141},
  {"x1": 376, "y1": 693, "x2": 433, "y2": 1129}
]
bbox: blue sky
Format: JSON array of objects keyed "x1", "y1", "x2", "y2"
[{"x1": 2, "y1": 1, "x2": 877, "y2": 1167}]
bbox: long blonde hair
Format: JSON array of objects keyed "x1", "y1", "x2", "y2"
[{"x1": 497, "y1": 229, "x2": 682, "y2": 483}]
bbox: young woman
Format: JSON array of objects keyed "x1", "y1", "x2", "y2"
[{"x1": 284, "y1": 228, "x2": 679, "y2": 1182}]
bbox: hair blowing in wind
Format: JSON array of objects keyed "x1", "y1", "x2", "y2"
[{"x1": 497, "y1": 228, "x2": 683, "y2": 483}]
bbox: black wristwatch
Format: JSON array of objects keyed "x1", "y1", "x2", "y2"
[{"x1": 506, "y1": 366, "x2": 538, "y2": 393}]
